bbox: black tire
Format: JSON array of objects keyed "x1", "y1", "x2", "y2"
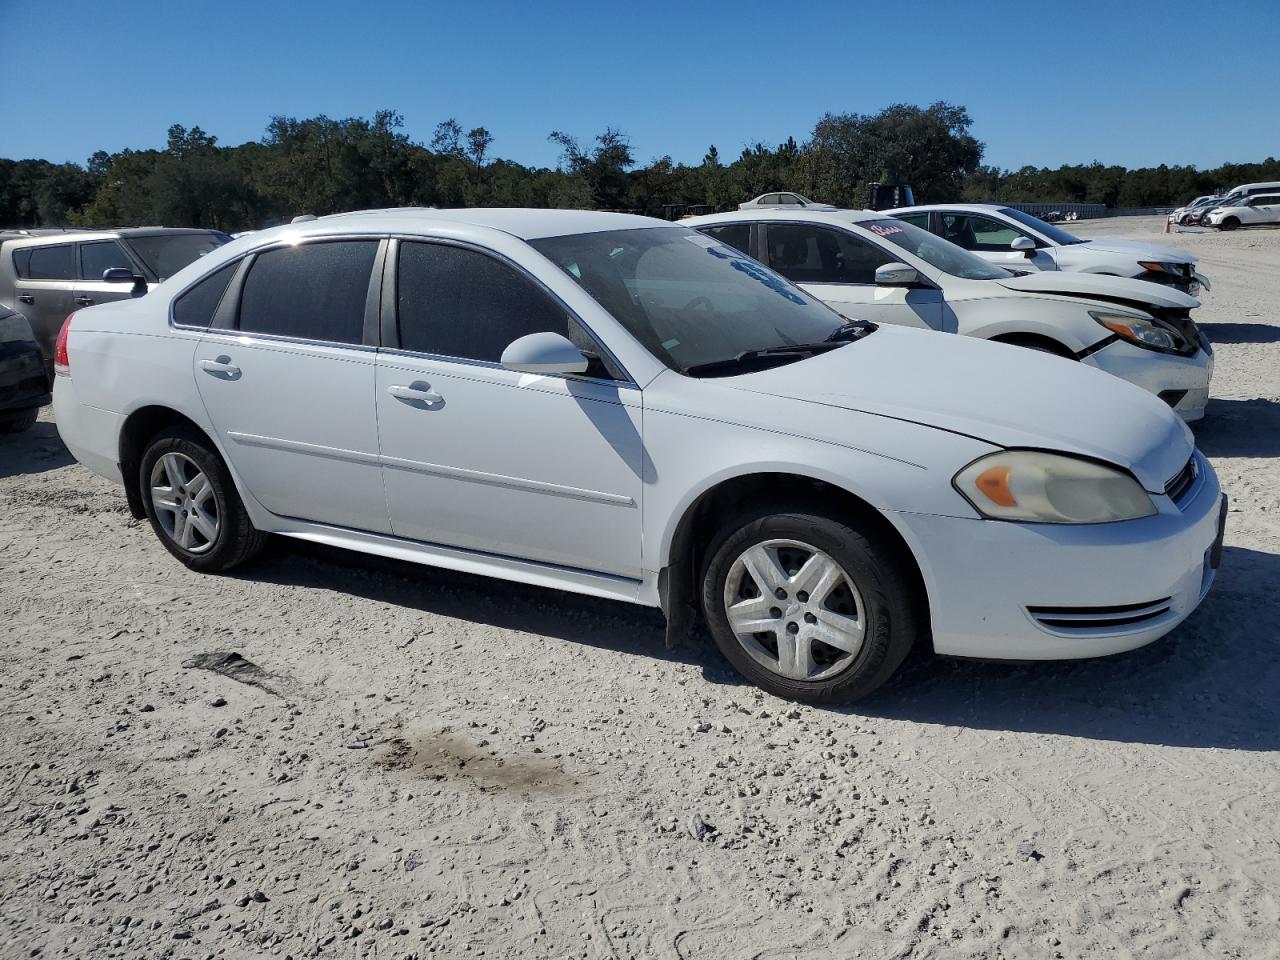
[
  {"x1": 1180, "y1": 215, "x2": 1195, "y2": 226},
  {"x1": 700, "y1": 505, "x2": 920, "y2": 703},
  {"x1": 0, "y1": 408, "x2": 38, "y2": 434},
  {"x1": 1220, "y1": 217, "x2": 1240, "y2": 231},
  {"x1": 139, "y1": 426, "x2": 267, "y2": 572}
]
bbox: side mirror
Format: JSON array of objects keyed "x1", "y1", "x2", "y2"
[
  {"x1": 500, "y1": 331, "x2": 589, "y2": 375},
  {"x1": 874, "y1": 262, "x2": 919, "y2": 287},
  {"x1": 1010, "y1": 236, "x2": 1036, "y2": 254},
  {"x1": 103, "y1": 267, "x2": 148, "y2": 296}
]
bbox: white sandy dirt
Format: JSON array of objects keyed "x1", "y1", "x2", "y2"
[{"x1": 1, "y1": 217, "x2": 1278, "y2": 959}]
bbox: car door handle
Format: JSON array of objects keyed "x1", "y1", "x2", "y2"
[
  {"x1": 73, "y1": 296, "x2": 93, "y2": 306},
  {"x1": 199, "y1": 357, "x2": 241, "y2": 380},
  {"x1": 388, "y1": 383, "x2": 444, "y2": 407},
  {"x1": 17, "y1": 294, "x2": 34, "y2": 304}
]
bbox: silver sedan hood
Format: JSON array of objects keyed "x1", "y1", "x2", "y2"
[
  {"x1": 994, "y1": 272, "x2": 1200, "y2": 310},
  {"x1": 1079, "y1": 238, "x2": 1198, "y2": 264},
  {"x1": 729, "y1": 326, "x2": 1193, "y2": 492}
]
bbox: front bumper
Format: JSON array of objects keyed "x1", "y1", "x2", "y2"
[
  {"x1": 889, "y1": 455, "x2": 1223, "y2": 660},
  {"x1": 1135, "y1": 267, "x2": 1206, "y2": 296},
  {"x1": 1083, "y1": 338, "x2": 1213, "y2": 422}
]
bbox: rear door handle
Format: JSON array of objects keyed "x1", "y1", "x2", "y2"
[
  {"x1": 73, "y1": 296, "x2": 93, "y2": 306},
  {"x1": 388, "y1": 383, "x2": 444, "y2": 407},
  {"x1": 199, "y1": 357, "x2": 241, "y2": 379},
  {"x1": 17, "y1": 294, "x2": 33, "y2": 304}
]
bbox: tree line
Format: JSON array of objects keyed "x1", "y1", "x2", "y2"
[{"x1": 2, "y1": 102, "x2": 1276, "y2": 231}]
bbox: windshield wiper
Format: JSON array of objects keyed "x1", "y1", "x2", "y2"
[
  {"x1": 684, "y1": 322, "x2": 878, "y2": 378},
  {"x1": 824, "y1": 319, "x2": 878, "y2": 342}
]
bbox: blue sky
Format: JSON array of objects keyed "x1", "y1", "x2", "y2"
[{"x1": 2, "y1": 0, "x2": 1276, "y2": 172}]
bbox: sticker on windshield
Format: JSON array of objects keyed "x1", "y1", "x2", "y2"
[{"x1": 868, "y1": 224, "x2": 905, "y2": 237}]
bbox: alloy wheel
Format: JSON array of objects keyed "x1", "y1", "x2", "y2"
[{"x1": 150, "y1": 452, "x2": 219, "y2": 554}]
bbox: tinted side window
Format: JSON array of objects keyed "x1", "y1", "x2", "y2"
[
  {"x1": 397, "y1": 242, "x2": 569, "y2": 363},
  {"x1": 79, "y1": 241, "x2": 134, "y2": 280},
  {"x1": 173, "y1": 261, "x2": 238, "y2": 328},
  {"x1": 765, "y1": 224, "x2": 894, "y2": 284},
  {"x1": 237, "y1": 241, "x2": 377, "y2": 344},
  {"x1": 699, "y1": 224, "x2": 752, "y2": 257},
  {"x1": 894, "y1": 212, "x2": 930, "y2": 230},
  {"x1": 25, "y1": 244, "x2": 76, "y2": 280}
]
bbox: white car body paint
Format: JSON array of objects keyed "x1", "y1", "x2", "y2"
[
  {"x1": 54, "y1": 208, "x2": 1221, "y2": 664},
  {"x1": 683, "y1": 209, "x2": 1213, "y2": 421},
  {"x1": 886, "y1": 203, "x2": 1210, "y2": 293}
]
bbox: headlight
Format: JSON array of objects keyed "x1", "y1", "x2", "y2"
[
  {"x1": 1091, "y1": 310, "x2": 1186, "y2": 352},
  {"x1": 1137, "y1": 260, "x2": 1185, "y2": 275},
  {"x1": 953, "y1": 450, "x2": 1157, "y2": 523}
]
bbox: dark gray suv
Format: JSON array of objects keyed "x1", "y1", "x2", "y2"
[{"x1": 0, "y1": 227, "x2": 232, "y2": 360}]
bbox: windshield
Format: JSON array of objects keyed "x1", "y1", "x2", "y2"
[
  {"x1": 996, "y1": 207, "x2": 1085, "y2": 245},
  {"x1": 530, "y1": 227, "x2": 852, "y2": 375},
  {"x1": 124, "y1": 232, "x2": 231, "y2": 281},
  {"x1": 863, "y1": 219, "x2": 1012, "y2": 281}
]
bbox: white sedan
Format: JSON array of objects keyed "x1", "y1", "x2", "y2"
[
  {"x1": 683, "y1": 209, "x2": 1214, "y2": 422},
  {"x1": 887, "y1": 203, "x2": 1209, "y2": 296},
  {"x1": 53, "y1": 209, "x2": 1224, "y2": 702}
]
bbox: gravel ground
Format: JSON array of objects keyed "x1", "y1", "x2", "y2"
[{"x1": 1, "y1": 217, "x2": 1278, "y2": 960}]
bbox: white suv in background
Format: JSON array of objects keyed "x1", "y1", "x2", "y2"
[
  {"x1": 684, "y1": 209, "x2": 1214, "y2": 421},
  {"x1": 1203, "y1": 193, "x2": 1280, "y2": 230},
  {"x1": 887, "y1": 204, "x2": 1209, "y2": 296},
  {"x1": 52, "y1": 208, "x2": 1224, "y2": 703}
]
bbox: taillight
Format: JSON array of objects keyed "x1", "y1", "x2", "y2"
[{"x1": 54, "y1": 312, "x2": 74, "y2": 377}]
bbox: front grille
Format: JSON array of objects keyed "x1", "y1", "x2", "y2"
[
  {"x1": 1164, "y1": 456, "x2": 1198, "y2": 504},
  {"x1": 1027, "y1": 598, "x2": 1173, "y2": 633}
]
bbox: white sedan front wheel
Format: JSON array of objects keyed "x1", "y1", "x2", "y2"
[{"x1": 701, "y1": 509, "x2": 919, "y2": 703}]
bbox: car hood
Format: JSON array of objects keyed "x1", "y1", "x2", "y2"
[
  {"x1": 728, "y1": 326, "x2": 1192, "y2": 492},
  {"x1": 1077, "y1": 238, "x2": 1198, "y2": 264},
  {"x1": 993, "y1": 271, "x2": 1200, "y2": 310}
]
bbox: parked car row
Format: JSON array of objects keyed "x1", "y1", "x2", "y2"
[
  {"x1": 49, "y1": 206, "x2": 1226, "y2": 703},
  {"x1": 686, "y1": 208, "x2": 1213, "y2": 421},
  {"x1": 1168, "y1": 181, "x2": 1280, "y2": 230}
]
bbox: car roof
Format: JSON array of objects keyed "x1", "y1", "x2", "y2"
[
  {"x1": 292, "y1": 207, "x2": 671, "y2": 241},
  {"x1": 882, "y1": 203, "x2": 1006, "y2": 215},
  {"x1": 0, "y1": 226, "x2": 224, "y2": 248},
  {"x1": 682, "y1": 208, "x2": 886, "y2": 228}
]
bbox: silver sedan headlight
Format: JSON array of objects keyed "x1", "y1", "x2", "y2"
[{"x1": 953, "y1": 450, "x2": 1157, "y2": 523}]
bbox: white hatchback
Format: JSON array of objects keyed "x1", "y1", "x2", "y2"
[
  {"x1": 684, "y1": 209, "x2": 1214, "y2": 421},
  {"x1": 887, "y1": 203, "x2": 1209, "y2": 296},
  {"x1": 54, "y1": 209, "x2": 1224, "y2": 702}
]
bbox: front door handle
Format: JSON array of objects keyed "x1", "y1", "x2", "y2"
[
  {"x1": 73, "y1": 295, "x2": 93, "y2": 306},
  {"x1": 388, "y1": 383, "x2": 444, "y2": 407},
  {"x1": 199, "y1": 357, "x2": 241, "y2": 380},
  {"x1": 17, "y1": 294, "x2": 33, "y2": 304}
]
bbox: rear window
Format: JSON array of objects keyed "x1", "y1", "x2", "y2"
[
  {"x1": 20, "y1": 244, "x2": 75, "y2": 280},
  {"x1": 173, "y1": 261, "x2": 238, "y2": 328},
  {"x1": 124, "y1": 232, "x2": 231, "y2": 281},
  {"x1": 237, "y1": 241, "x2": 377, "y2": 344}
]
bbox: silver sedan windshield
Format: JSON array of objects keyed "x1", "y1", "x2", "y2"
[{"x1": 862, "y1": 219, "x2": 1013, "y2": 281}]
